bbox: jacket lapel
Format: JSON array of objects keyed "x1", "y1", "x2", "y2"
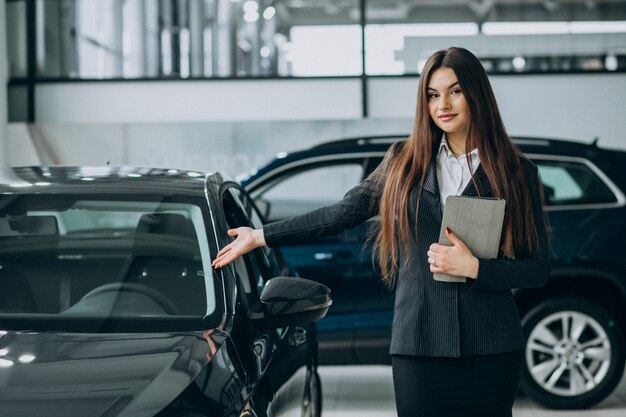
[
  {"x1": 422, "y1": 161, "x2": 439, "y2": 197},
  {"x1": 421, "y1": 144, "x2": 494, "y2": 199},
  {"x1": 461, "y1": 164, "x2": 494, "y2": 197}
]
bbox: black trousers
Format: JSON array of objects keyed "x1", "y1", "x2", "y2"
[{"x1": 392, "y1": 349, "x2": 524, "y2": 417}]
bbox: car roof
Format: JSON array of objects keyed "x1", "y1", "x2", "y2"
[
  {"x1": 240, "y1": 134, "x2": 620, "y2": 186},
  {"x1": 0, "y1": 166, "x2": 233, "y2": 197},
  {"x1": 309, "y1": 135, "x2": 605, "y2": 156}
]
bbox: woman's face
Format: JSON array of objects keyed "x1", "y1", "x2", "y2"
[{"x1": 427, "y1": 67, "x2": 470, "y2": 140}]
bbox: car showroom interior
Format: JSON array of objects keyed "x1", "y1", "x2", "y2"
[{"x1": 2, "y1": 1, "x2": 626, "y2": 416}]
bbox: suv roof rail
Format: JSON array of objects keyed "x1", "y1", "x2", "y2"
[
  {"x1": 312, "y1": 135, "x2": 598, "y2": 151},
  {"x1": 511, "y1": 136, "x2": 600, "y2": 149},
  {"x1": 312, "y1": 135, "x2": 409, "y2": 150},
  {"x1": 511, "y1": 137, "x2": 552, "y2": 146}
]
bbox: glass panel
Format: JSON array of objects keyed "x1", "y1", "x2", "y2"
[
  {"x1": 8, "y1": 85, "x2": 28, "y2": 122},
  {"x1": 536, "y1": 160, "x2": 617, "y2": 205},
  {"x1": 7, "y1": 0, "x2": 28, "y2": 78},
  {"x1": 365, "y1": 0, "x2": 626, "y2": 75},
  {"x1": 227, "y1": 187, "x2": 282, "y2": 279},
  {"x1": 221, "y1": 188, "x2": 267, "y2": 306},
  {"x1": 0, "y1": 195, "x2": 216, "y2": 325},
  {"x1": 257, "y1": 163, "x2": 364, "y2": 220},
  {"x1": 33, "y1": 0, "x2": 361, "y2": 79}
]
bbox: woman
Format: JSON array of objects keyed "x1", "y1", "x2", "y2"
[{"x1": 212, "y1": 47, "x2": 550, "y2": 417}]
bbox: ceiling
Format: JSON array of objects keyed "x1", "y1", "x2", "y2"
[{"x1": 272, "y1": 0, "x2": 626, "y2": 25}]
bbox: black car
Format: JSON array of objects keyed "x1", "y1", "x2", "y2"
[
  {"x1": 241, "y1": 135, "x2": 626, "y2": 410},
  {"x1": 0, "y1": 166, "x2": 330, "y2": 417}
]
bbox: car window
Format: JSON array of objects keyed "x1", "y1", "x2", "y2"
[
  {"x1": 228, "y1": 188, "x2": 284, "y2": 276},
  {"x1": 222, "y1": 186, "x2": 275, "y2": 304},
  {"x1": 0, "y1": 195, "x2": 218, "y2": 331},
  {"x1": 535, "y1": 159, "x2": 617, "y2": 206},
  {"x1": 256, "y1": 163, "x2": 364, "y2": 220}
]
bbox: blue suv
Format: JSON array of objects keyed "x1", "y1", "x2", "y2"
[{"x1": 241, "y1": 135, "x2": 626, "y2": 410}]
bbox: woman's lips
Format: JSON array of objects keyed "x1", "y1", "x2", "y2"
[{"x1": 438, "y1": 114, "x2": 456, "y2": 122}]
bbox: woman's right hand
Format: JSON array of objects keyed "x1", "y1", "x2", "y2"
[{"x1": 211, "y1": 227, "x2": 266, "y2": 269}]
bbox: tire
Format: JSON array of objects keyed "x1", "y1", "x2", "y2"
[
  {"x1": 303, "y1": 367, "x2": 322, "y2": 417},
  {"x1": 521, "y1": 296, "x2": 626, "y2": 409}
]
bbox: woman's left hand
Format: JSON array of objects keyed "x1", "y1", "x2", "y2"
[{"x1": 427, "y1": 227, "x2": 479, "y2": 279}]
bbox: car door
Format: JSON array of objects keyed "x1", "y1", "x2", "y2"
[
  {"x1": 220, "y1": 184, "x2": 312, "y2": 416},
  {"x1": 350, "y1": 156, "x2": 395, "y2": 364},
  {"x1": 530, "y1": 156, "x2": 625, "y2": 265},
  {"x1": 248, "y1": 157, "x2": 386, "y2": 364}
]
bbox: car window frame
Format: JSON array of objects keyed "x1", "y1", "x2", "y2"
[
  {"x1": 246, "y1": 145, "x2": 625, "y2": 213},
  {"x1": 219, "y1": 182, "x2": 288, "y2": 315},
  {"x1": 527, "y1": 154, "x2": 626, "y2": 211},
  {"x1": 249, "y1": 157, "x2": 371, "y2": 221},
  {"x1": 365, "y1": 152, "x2": 626, "y2": 211},
  {"x1": 225, "y1": 184, "x2": 284, "y2": 275},
  {"x1": 245, "y1": 153, "x2": 383, "y2": 195}
]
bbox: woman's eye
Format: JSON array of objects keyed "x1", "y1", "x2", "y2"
[
  {"x1": 428, "y1": 93, "x2": 438, "y2": 99},
  {"x1": 451, "y1": 89, "x2": 462, "y2": 95}
]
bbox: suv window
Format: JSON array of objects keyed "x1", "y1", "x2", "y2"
[
  {"x1": 535, "y1": 159, "x2": 617, "y2": 206},
  {"x1": 255, "y1": 163, "x2": 364, "y2": 220}
]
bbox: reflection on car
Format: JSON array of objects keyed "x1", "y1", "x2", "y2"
[
  {"x1": 0, "y1": 166, "x2": 329, "y2": 417},
  {"x1": 241, "y1": 135, "x2": 626, "y2": 410}
]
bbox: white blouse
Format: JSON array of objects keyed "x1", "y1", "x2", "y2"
[{"x1": 435, "y1": 134, "x2": 481, "y2": 208}]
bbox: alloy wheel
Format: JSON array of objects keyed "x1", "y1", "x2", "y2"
[{"x1": 526, "y1": 310, "x2": 612, "y2": 397}]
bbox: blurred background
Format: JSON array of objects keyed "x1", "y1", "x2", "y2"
[
  {"x1": 3, "y1": 2, "x2": 626, "y2": 416},
  {"x1": 2, "y1": 0, "x2": 626, "y2": 175}
]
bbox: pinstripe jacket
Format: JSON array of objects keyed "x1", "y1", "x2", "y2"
[{"x1": 263, "y1": 140, "x2": 551, "y2": 357}]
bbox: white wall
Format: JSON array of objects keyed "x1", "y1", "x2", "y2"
[
  {"x1": 9, "y1": 118, "x2": 413, "y2": 176},
  {"x1": 369, "y1": 73, "x2": 626, "y2": 149},
  {"x1": 8, "y1": 72, "x2": 626, "y2": 176},
  {"x1": 35, "y1": 79, "x2": 362, "y2": 123}
]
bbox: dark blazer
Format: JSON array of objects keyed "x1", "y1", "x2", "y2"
[{"x1": 263, "y1": 140, "x2": 551, "y2": 357}]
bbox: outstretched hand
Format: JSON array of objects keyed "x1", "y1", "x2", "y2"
[
  {"x1": 427, "y1": 227, "x2": 479, "y2": 279},
  {"x1": 211, "y1": 227, "x2": 265, "y2": 269}
]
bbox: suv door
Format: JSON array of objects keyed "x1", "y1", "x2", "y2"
[
  {"x1": 351, "y1": 157, "x2": 395, "y2": 364},
  {"x1": 517, "y1": 156, "x2": 626, "y2": 409},
  {"x1": 248, "y1": 157, "x2": 391, "y2": 364}
]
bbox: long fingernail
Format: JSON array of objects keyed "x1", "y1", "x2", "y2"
[{"x1": 446, "y1": 227, "x2": 451, "y2": 234}]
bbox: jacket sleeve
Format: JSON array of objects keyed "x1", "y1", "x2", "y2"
[
  {"x1": 467, "y1": 160, "x2": 551, "y2": 291},
  {"x1": 263, "y1": 142, "x2": 402, "y2": 248}
]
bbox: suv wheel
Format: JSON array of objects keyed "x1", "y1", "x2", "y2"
[{"x1": 521, "y1": 296, "x2": 625, "y2": 409}]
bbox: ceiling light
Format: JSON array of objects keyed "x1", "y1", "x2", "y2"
[
  {"x1": 263, "y1": 6, "x2": 275, "y2": 20},
  {"x1": 243, "y1": 1, "x2": 258, "y2": 13},
  {"x1": 605, "y1": 55, "x2": 618, "y2": 71},
  {"x1": 512, "y1": 56, "x2": 526, "y2": 70}
]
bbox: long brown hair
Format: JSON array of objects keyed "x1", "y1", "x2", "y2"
[{"x1": 373, "y1": 47, "x2": 545, "y2": 287}]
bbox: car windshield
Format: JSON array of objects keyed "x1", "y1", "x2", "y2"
[{"x1": 0, "y1": 194, "x2": 219, "y2": 332}]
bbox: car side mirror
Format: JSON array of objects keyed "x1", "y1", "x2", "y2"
[{"x1": 250, "y1": 276, "x2": 331, "y2": 330}]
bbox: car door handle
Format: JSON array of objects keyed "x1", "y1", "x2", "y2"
[
  {"x1": 314, "y1": 251, "x2": 352, "y2": 261},
  {"x1": 289, "y1": 327, "x2": 307, "y2": 346}
]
